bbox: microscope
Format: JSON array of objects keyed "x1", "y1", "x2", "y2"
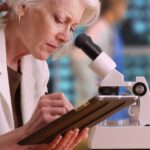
[{"x1": 75, "y1": 34, "x2": 150, "y2": 149}]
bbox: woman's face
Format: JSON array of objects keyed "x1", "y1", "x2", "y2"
[{"x1": 17, "y1": 0, "x2": 85, "y2": 60}]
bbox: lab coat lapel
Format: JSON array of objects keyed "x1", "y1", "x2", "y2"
[
  {"x1": 0, "y1": 28, "x2": 14, "y2": 129},
  {"x1": 20, "y1": 56, "x2": 36, "y2": 124},
  {"x1": 20, "y1": 55, "x2": 49, "y2": 124}
]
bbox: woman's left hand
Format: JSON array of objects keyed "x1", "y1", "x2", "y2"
[
  {"x1": 50, "y1": 128, "x2": 89, "y2": 150},
  {"x1": 26, "y1": 128, "x2": 89, "y2": 150}
]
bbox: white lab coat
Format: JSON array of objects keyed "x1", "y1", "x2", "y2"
[{"x1": 0, "y1": 28, "x2": 49, "y2": 135}]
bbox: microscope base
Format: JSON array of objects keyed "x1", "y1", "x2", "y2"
[{"x1": 88, "y1": 126, "x2": 150, "y2": 149}]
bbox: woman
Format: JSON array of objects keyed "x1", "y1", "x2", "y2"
[{"x1": 0, "y1": 0, "x2": 100, "y2": 149}]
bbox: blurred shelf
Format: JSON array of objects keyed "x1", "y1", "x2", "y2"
[{"x1": 123, "y1": 51, "x2": 150, "y2": 87}]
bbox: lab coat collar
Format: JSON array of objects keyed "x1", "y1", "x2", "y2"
[
  {"x1": 20, "y1": 56, "x2": 36, "y2": 124},
  {"x1": 0, "y1": 28, "x2": 36, "y2": 125},
  {"x1": 0, "y1": 28, "x2": 14, "y2": 129}
]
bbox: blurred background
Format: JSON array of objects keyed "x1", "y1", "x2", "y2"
[{"x1": 47, "y1": 0, "x2": 150, "y2": 149}]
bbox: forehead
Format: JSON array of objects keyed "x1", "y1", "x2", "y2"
[{"x1": 49, "y1": 0, "x2": 85, "y2": 23}]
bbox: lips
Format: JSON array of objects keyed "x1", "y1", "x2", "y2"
[{"x1": 46, "y1": 43, "x2": 58, "y2": 50}]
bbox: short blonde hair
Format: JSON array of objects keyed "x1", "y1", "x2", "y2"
[
  {"x1": 0, "y1": 0, "x2": 100, "y2": 26},
  {"x1": 80, "y1": 0, "x2": 101, "y2": 26}
]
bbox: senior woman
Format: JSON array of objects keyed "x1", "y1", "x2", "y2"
[{"x1": 0, "y1": 0, "x2": 100, "y2": 149}]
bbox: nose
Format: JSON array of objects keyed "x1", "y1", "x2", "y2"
[{"x1": 56, "y1": 29, "x2": 71, "y2": 43}]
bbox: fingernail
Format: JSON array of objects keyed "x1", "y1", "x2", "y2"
[
  {"x1": 84, "y1": 134, "x2": 89, "y2": 140},
  {"x1": 85, "y1": 128, "x2": 89, "y2": 132},
  {"x1": 57, "y1": 135, "x2": 62, "y2": 140},
  {"x1": 69, "y1": 130, "x2": 73, "y2": 135},
  {"x1": 58, "y1": 135, "x2": 62, "y2": 139},
  {"x1": 74, "y1": 128, "x2": 79, "y2": 132}
]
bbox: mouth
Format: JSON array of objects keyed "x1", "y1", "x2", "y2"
[{"x1": 46, "y1": 43, "x2": 58, "y2": 50}]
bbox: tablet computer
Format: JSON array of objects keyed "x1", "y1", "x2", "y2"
[{"x1": 18, "y1": 95, "x2": 139, "y2": 145}]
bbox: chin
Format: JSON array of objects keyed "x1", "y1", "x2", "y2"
[{"x1": 33, "y1": 53, "x2": 49, "y2": 61}]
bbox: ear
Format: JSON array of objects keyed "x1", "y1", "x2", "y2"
[{"x1": 14, "y1": 4, "x2": 28, "y2": 18}]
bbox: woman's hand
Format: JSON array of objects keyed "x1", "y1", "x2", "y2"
[
  {"x1": 25, "y1": 128, "x2": 89, "y2": 150},
  {"x1": 25, "y1": 92, "x2": 73, "y2": 134},
  {"x1": 50, "y1": 128, "x2": 89, "y2": 150},
  {"x1": 22, "y1": 92, "x2": 89, "y2": 150}
]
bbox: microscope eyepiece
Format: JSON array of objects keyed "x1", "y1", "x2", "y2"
[{"x1": 75, "y1": 33, "x2": 102, "y2": 60}]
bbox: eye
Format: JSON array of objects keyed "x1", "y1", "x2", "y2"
[
  {"x1": 70, "y1": 28, "x2": 75, "y2": 33},
  {"x1": 70, "y1": 26, "x2": 77, "y2": 33},
  {"x1": 54, "y1": 16, "x2": 64, "y2": 24}
]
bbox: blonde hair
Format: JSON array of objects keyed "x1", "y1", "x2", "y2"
[
  {"x1": 1, "y1": 0, "x2": 100, "y2": 26},
  {"x1": 80, "y1": 0, "x2": 101, "y2": 26},
  {"x1": 0, "y1": 0, "x2": 101, "y2": 58}
]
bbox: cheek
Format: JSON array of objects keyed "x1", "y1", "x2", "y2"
[
  {"x1": 20, "y1": 12, "x2": 51, "y2": 47},
  {"x1": 20, "y1": 9, "x2": 62, "y2": 50},
  {"x1": 22, "y1": 23, "x2": 52, "y2": 50}
]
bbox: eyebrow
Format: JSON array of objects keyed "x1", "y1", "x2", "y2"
[
  {"x1": 65, "y1": 14, "x2": 79, "y2": 26},
  {"x1": 54, "y1": 8, "x2": 80, "y2": 26}
]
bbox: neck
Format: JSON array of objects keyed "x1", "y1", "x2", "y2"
[{"x1": 4, "y1": 20, "x2": 29, "y2": 71}]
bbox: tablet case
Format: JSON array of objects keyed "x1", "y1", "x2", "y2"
[{"x1": 18, "y1": 95, "x2": 139, "y2": 145}]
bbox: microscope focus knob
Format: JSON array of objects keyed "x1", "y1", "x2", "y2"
[{"x1": 132, "y1": 82, "x2": 147, "y2": 96}]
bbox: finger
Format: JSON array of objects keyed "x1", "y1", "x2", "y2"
[
  {"x1": 39, "y1": 99, "x2": 72, "y2": 116},
  {"x1": 27, "y1": 110, "x2": 58, "y2": 133},
  {"x1": 45, "y1": 93, "x2": 74, "y2": 112},
  {"x1": 65, "y1": 129, "x2": 79, "y2": 149},
  {"x1": 38, "y1": 107, "x2": 65, "y2": 119},
  {"x1": 38, "y1": 108, "x2": 61, "y2": 123},
  {"x1": 39, "y1": 99, "x2": 69, "y2": 108},
  {"x1": 71, "y1": 128, "x2": 89, "y2": 148},
  {"x1": 47, "y1": 135, "x2": 62, "y2": 150},
  {"x1": 61, "y1": 96, "x2": 74, "y2": 112},
  {"x1": 54, "y1": 130, "x2": 74, "y2": 150},
  {"x1": 53, "y1": 100, "x2": 73, "y2": 113},
  {"x1": 41, "y1": 92, "x2": 65, "y2": 100},
  {"x1": 49, "y1": 107, "x2": 67, "y2": 116}
]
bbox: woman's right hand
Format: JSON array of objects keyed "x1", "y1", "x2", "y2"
[{"x1": 24, "y1": 92, "x2": 73, "y2": 135}]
